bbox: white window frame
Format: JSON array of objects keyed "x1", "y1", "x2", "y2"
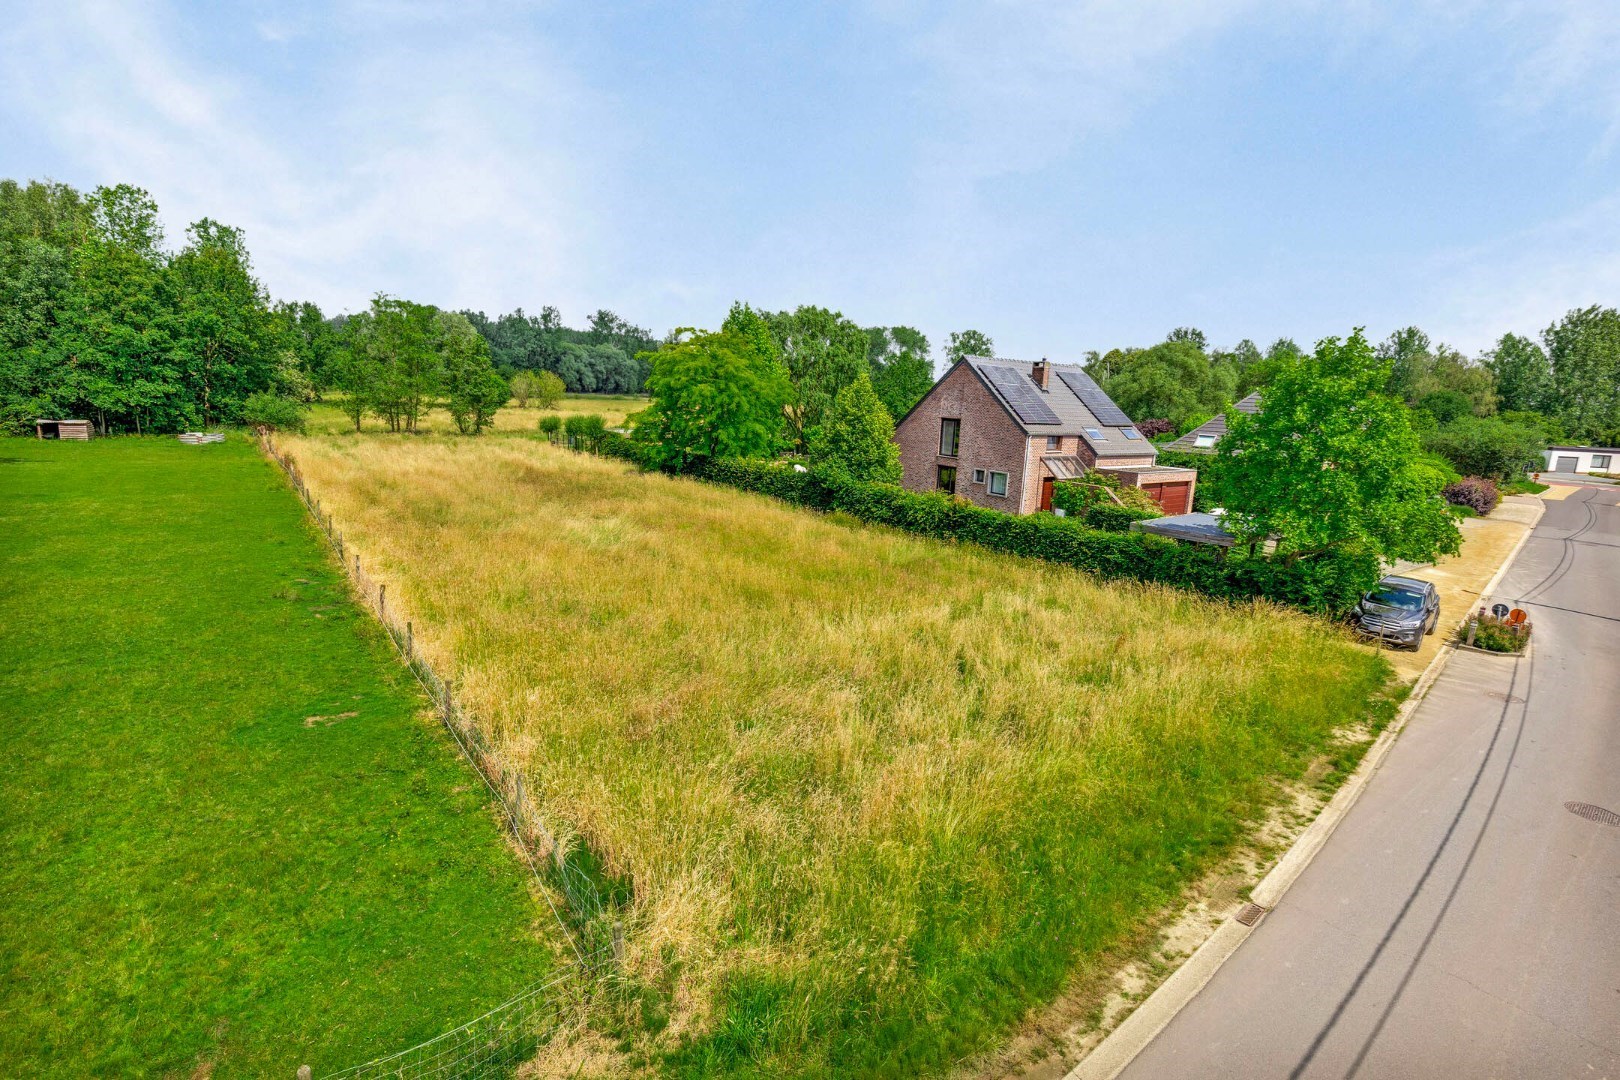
[
  {"x1": 1592, "y1": 454, "x2": 1612, "y2": 469},
  {"x1": 1123, "y1": 427, "x2": 1142, "y2": 440},
  {"x1": 1193, "y1": 433, "x2": 1217, "y2": 449},
  {"x1": 1046, "y1": 435, "x2": 1060, "y2": 450},
  {"x1": 1085, "y1": 427, "x2": 1106, "y2": 441},
  {"x1": 972, "y1": 468, "x2": 986, "y2": 483},
  {"x1": 988, "y1": 471, "x2": 1009, "y2": 497}
]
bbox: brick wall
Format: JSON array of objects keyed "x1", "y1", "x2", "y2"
[{"x1": 896, "y1": 363, "x2": 1032, "y2": 513}]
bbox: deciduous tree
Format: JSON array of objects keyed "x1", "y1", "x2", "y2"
[
  {"x1": 636, "y1": 325, "x2": 793, "y2": 472},
  {"x1": 945, "y1": 329, "x2": 994, "y2": 366},
  {"x1": 810, "y1": 370, "x2": 902, "y2": 483},
  {"x1": 1219, "y1": 330, "x2": 1460, "y2": 564}
]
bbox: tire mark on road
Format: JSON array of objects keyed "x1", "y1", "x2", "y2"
[
  {"x1": 1342, "y1": 651, "x2": 1536, "y2": 1078},
  {"x1": 1286, "y1": 658, "x2": 1528, "y2": 1080}
]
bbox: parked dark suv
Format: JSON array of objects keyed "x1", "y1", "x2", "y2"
[{"x1": 1352, "y1": 575, "x2": 1440, "y2": 649}]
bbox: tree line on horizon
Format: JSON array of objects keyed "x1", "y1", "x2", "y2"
[{"x1": 5, "y1": 173, "x2": 1616, "y2": 456}]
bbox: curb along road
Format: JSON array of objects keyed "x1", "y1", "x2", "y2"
[{"x1": 1063, "y1": 498, "x2": 1547, "y2": 1080}]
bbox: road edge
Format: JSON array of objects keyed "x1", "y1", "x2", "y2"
[{"x1": 1064, "y1": 498, "x2": 1546, "y2": 1080}]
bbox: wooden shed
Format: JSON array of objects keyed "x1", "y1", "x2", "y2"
[{"x1": 35, "y1": 419, "x2": 93, "y2": 440}]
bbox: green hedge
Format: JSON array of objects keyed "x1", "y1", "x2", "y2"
[{"x1": 693, "y1": 457, "x2": 1377, "y2": 615}]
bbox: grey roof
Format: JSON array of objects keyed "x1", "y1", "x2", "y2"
[
  {"x1": 1163, "y1": 392, "x2": 1262, "y2": 453},
  {"x1": 964, "y1": 357, "x2": 1149, "y2": 458},
  {"x1": 1547, "y1": 444, "x2": 1620, "y2": 455},
  {"x1": 1132, "y1": 512, "x2": 1237, "y2": 547}
]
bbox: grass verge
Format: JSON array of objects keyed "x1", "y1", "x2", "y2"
[
  {"x1": 282, "y1": 435, "x2": 1392, "y2": 1078},
  {"x1": 0, "y1": 436, "x2": 559, "y2": 1077}
]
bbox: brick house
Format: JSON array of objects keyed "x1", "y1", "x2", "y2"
[{"x1": 894, "y1": 357, "x2": 1197, "y2": 515}]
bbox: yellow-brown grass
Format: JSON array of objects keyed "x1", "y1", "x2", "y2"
[
  {"x1": 282, "y1": 435, "x2": 1390, "y2": 1076},
  {"x1": 305, "y1": 394, "x2": 646, "y2": 435}
]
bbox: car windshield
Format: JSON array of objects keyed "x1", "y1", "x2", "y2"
[{"x1": 1368, "y1": 587, "x2": 1424, "y2": 610}]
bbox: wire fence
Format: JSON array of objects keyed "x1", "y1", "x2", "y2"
[
  {"x1": 258, "y1": 434, "x2": 623, "y2": 1079},
  {"x1": 321, "y1": 951, "x2": 609, "y2": 1080}
]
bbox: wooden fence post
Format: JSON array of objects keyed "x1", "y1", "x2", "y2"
[{"x1": 378, "y1": 583, "x2": 386, "y2": 620}]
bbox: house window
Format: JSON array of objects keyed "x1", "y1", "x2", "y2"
[
  {"x1": 1593, "y1": 454, "x2": 1612, "y2": 469},
  {"x1": 972, "y1": 468, "x2": 986, "y2": 483},
  {"x1": 1123, "y1": 428, "x2": 1142, "y2": 440},
  {"x1": 1194, "y1": 433, "x2": 1217, "y2": 449},
  {"x1": 937, "y1": 465, "x2": 957, "y2": 494},
  {"x1": 1085, "y1": 427, "x2": 1106, "y2": 441},
  {"x1": 940, "y1": 418, "x2": 960, "y2": 457},
  {"x1": 987, "y1": 471, "x2": 1008, "y2": 497},
  {"x1": 1046, "y1": 436, "x2": 1061, "y2": 451}
]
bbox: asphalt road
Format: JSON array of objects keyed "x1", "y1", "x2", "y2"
[{"x1": 1120, "y1": 485, "x2": 1620, "y2": 1080}]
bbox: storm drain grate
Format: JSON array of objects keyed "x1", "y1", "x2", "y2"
[
  {"x1": 1565, "y1": 802, "x2": 1620, "y2": 827},
  {"x1": 1235, "y1": 903, "x2": 1267, "y2": 927}
]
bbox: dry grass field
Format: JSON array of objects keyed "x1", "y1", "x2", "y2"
[
  {"x1": 304, "y1": 393, "x2": 647, "y2": 435},
  {"x1": 280, "y1": 435, "x2": 1391, "y2": 1078}
]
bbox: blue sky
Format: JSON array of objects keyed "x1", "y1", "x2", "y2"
[{"x1": 5, "y1": 1, "x2": 1620, "y2": 361}]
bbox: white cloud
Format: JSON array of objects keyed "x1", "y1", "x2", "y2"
[
  {"x1": 0, "y1": 0, "x2": 610, "y2": 318},
  {"x1": 1420, "y1": 192, "x2": 1620, "y2": 351}
]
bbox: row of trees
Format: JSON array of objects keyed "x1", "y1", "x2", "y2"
[
  {"x1": 630, "y1": 303, "x2": 998, "y2": 477},
  {"x1": 1089, "y1": 313, "x2": 1620, "y2": 461},
  {"x1": 462, "y1": 308, "x2": 658, "y2": 395},
  {"x1": 329, "y1": 297, "x2": 508, "y2": 434},
  {"x1": 0, "y1": 179, "x2": 303, "y2": 433}
]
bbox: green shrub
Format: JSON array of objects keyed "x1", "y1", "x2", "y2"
[
  {"x1": 1458, "y1": 613, "x2": 1531, "y2": 653},
  {"x1": 694, "y1": 458, "x2": 1378, "y2": 615},
  {"x1": 1424, "y1": 417, "x2": 1546, "y2": 480},
  {"x1": 560, "y1": 413, "x2": 607, "y2": 451},
  {"x1": 239, "y1": 392, "x2": 308, "y2": 434},
  {"x1": 538, "y1": 414, "x2": 563, "y2": 442},
  {"x1": 1086, "y1": 503, "x2": 1162, "y2": 531}
]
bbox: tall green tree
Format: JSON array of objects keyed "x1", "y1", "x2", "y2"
[
  {"x1": 1483, "y1": 332, "x2": 1551, "y2": 414},
  {"x1": 1543, "y1": 305, "x2": 1620, "y2": 445},
  {"x1": 1166, "y1": 326, "x2": 1208, "y2": 350},
  {"x1": 1097, "y1": 339, "x2": 1236, "y2": 431},
  {"x1": 50, "y1": 187, "x2": 180, "y2": 433},
  {"x1": 865, "y1": 324, "x2": 934, "y2": 420},
  {"x1": 353, "y1": 295, "x2": 441, "y2": 432},
  {"x1": 1376, "y1": 326, "x2": 1432, "y2": 404},
  {"x1": 1220, "y1": 330, "x2": 1460, "y2": 564},
  {"x1": 439, "y1": 311, "x2": 507, "y2": 434},
  {"x1": 809, "y1": 370, "x2": 902, "y2": 483},
  {"x1": 765, "y1": 305, "x2": 868, "y2": 441},
  {"x1": 1413, "y1": 345, "x2": 1496, "y2": 417},
  {"x1": 168, "y1": 219, "x2": 277, "y2": 426},
  {"x1": 331, "y1": 313, "x2": 381, "y2": 431},
  {"x1": 945, "y1": 329, "x2": 994, "y2": 365},
  {"x1": 636, "y1": 325, "x2": 793, "y2": 472}
]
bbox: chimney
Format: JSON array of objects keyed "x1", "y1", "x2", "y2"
[{"x1": 1031, "y1": 358, "x2": 1050, "y2": 390}]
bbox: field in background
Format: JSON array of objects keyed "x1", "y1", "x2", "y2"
[
  {"x1": 305, "y1": 393, "x2": 647, "y2": 436},
  {"x1": 0, "y1": 438, "x2": 560, "y2": 1077},
  {"x1": 283, "y1": 435, "x2": 1393, "y2": 1078}
]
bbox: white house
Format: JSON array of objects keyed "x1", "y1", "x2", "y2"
[{"x1": 1543, "y1": 445, "x2": 1618, "y2": 475}]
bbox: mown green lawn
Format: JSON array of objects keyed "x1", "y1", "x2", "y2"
[{"x1": 0, "y1": 436, "x2": 559, "y2": 1078}]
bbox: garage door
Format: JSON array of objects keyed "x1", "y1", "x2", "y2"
[
  {"x1": 1556, "y1": 456, "x2": 1579, "y2": 472},
  {"x1": 1143, "y1": 482, "x2": 1191, "y2": 515}
]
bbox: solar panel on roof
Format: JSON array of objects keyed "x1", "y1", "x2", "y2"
[
  {"x1": 1056, "y1": 369, "x2": 1132, "y2": 426},
  {"x1": 979, "y1": 364, "x2": 1060, "y2": 424}
]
